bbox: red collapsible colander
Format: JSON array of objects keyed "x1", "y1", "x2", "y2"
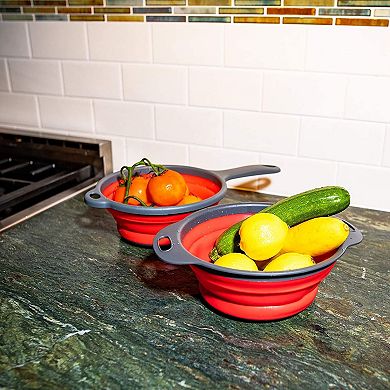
[
  {"x1": 153, "y1": 203, "x2": 363, "y2": 321},
  {"x1": 84, "y1": 164, "x2": 280, "y2": 246}
]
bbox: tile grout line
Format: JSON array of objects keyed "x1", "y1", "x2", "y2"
[
  {"x1": 25, "y1": 22, "x2": 32, "y2": 59},
  {"x1": 152, "y1": 104, "x2": 157, "y2": 140},
  {"x1": 58, "y1": 61, "x2": 65, "y2": 97},
  {"x1": 35, "y1": 95, "x2": 42, "y2": 129},
  {"x1": 379, "y1": 124, "x2": 388, "y2": 167},
  {"x1": 119, "y1": 63, "x2": 124, "y2": 101},
  {"x1": 84, "y1": 22, "x2": 90, "y2": 61},
  {"x1": 90, "y1": 99, "x2": 97, "y2": 135},
  {"x1": 334, "y1": 161, "x2": 340, "y2": 186},
  {"x1": 4, "y1": 59, "x2": 12, "y2": 93},
  {"x1": 296, "y1": 116, "x2": 302, "y2": 158}
]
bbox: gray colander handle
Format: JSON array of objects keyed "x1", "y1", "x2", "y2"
[
  {"x1": 153, "y1": 222, "x2": 202, "y2": 266},
  {"x1": 211, "y1": 164, "x2": 280, "y2": 182},
  {"x1": 84, "y1": 188, "x2": 112, "y2": 209},
  {"x1": 344, "y1": 222, "x2": 363, "y2": 247}
]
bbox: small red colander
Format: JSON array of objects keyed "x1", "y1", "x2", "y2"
[
  {"x1": 84, "y1": 164, "x2": 280, "y2": 246},
  {"x1": 153, "y1": 203, "x2": 363, "y2": 321}
]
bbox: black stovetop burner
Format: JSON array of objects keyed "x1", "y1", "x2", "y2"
[{"x1": 0, "y1": 129, "x2": 112, "y2": 232}]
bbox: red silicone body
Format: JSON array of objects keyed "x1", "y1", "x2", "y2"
[
  {"x1": 102, "y1": 173, "x2": 220, "y2": 246},
  {"x1": 181, "y1": 212, "x2": 335, "y2": 321}
]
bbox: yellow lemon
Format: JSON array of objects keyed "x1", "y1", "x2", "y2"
[
  {"x1": 239, "y1": 213, "x2": 288, "y2": 261},
  {"x1": 263, "y1": 253, "x2": 315, "y2": 272},
  {"x1": 214, "y1": 253, "x2": 258, "y2": 271},
  {"x1": 281, "y1": 217, "x2": 350, "y2": 257}
]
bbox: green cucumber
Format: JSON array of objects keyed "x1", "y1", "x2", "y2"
[{"x1": 209, "y1": 186, "x2": 350, "y2": 261}]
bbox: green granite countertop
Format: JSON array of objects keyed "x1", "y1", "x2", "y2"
[{"x1": 0, "y1": 189, "x2": 389, "y2": 389}]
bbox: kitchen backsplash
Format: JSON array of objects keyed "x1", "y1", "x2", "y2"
[
  {"x1": 0, "y1": 21, "x2": 389, "y2": 212},
  {"x1": 0, "y1": 0, "x2": 390, "y2": 26}
]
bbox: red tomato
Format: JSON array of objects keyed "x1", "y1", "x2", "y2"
[
  {"x1": 114, "y1": 185, "x2": 126, "y2": 203},
  {"x1": 176, "y1": 194, "x2": 202, "y2": 206},
  {"x1": 127, "y1": 174, "x2": 152, "y2": 206},
  {"x1": 147, "y1": 170, "x2": 187, "y2": 206}
]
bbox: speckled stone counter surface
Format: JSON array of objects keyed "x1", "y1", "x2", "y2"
[{"x1": 1, "y1": 190, "x2": 389, "y2": 389}]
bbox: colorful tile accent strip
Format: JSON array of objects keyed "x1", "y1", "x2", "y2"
[
  {"x1": 285, "y1": 0, "x2": 334, "y2": 5},
  {"x1": 106, "y1": 0, "x2": 144, "y2": 7},
  {"x1": 2, "y1": 13, "x2": 32, "y2": 18},
  {"x1": 107, "y1": 14, "x2": 143, "y2": 19},
  {"x1": 0, "y1": 1, "x2": 32, "y2": 5},
  {"x1": 336, "y1": 16, "x2": 389, "y2": 25},
  {"x1": 94, "y1": 7, "x2": 131, "y2": 13},
  {"x1": 133, "y1": 6, "x2": 172, "y2": 12},
  {"x1": 70, "y1": 14, "x2": 104, "y2": 19},
  {"x1": 68, "y1": 0, "x2": 103, "y2": 5},
  {"x1": 33, "y1": 0, "x2": 66, "y2": 5},
  {"x1": 234, "y1": 15, "x2": 279, "y2": 22},
  {"x1": 189, "y1": 15, "x2": 231, "y2": 20},
  {"x1": 283, "y1": 16, "x2": 333, "y2": 23},
  {"x1": 268, "y1": 7, "x2": 316, "y2": 14},
  {"x1": 146, "y1": 0, "x2": 185, "y2": 4},
  {"x1": 0, "y1": 0, "x2": 389, "y2": 26},
  {"x1": 23, "y1": 6, "x2": 56, "y2": 12},
  {"x1": 235, "y1": 0, "x2": 280, "y2": 4},
  {"x1": 175, "y1": 6, "x2": 216, "y2": 13},
  {"x1": 106, "y1": 0, "x2": 142, "y2": 5},
  {"x1": 35, "y1": 13, "x2": 67, "y2": 19},
  {"x1": 219, "y1": 6, "x2": 264, "y2": 13},
  {"x1": 189, "y1": 0, "x2": 231, "y2": 5},
  {"x1": 58, "y1": 7, "x2": 92, "y2": 13},
  {"x1": 146, "y1": 14, "x2": 184, "y2": 20},
  {"x1": 319, "y1": 7, "x2": 371, "y2": 15},
  {"x1": 338, "y1": 0, "x2": 390, "y2": 5},
  {"x1": 0, "y1": 6, "x2": 21, "y2": 11}
]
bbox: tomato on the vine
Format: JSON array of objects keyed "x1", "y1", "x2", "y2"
[
  {"x1": 127, "y1": 174, "x2": 152, "y2": 206},
  {"x1": 176, "y1": 194, "x2": 202, "y2": 206},
  {"x1": 147, "y1": 169, "x2": 187, "y2": 206},
  {"x1": 114, "y1": 185, "x2": 126, "y2": 203}
]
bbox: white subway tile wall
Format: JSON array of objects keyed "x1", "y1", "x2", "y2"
[
  {"x1": 152, "y1": 24, "x2": 224, "y2": 66},
  {"x1": 94, "y1": 100, "x2": 154, "y2": 137},
  {"x1": 8, "y1": 59, "x2": 63, "y2": 95},
  {"x1": 262, "y1": 71, "x2": 347, "y2": 118},
  {"x1": 0, "y1": 21, "x2": 389, "y2": 212},
  {"x1": 189, "y1": 145, "x2": 259, "y2": 171},
  {"x1": 225, "y1": 25, "x2": 306, "y2": 71},
  {"x1": 0, "y1": 23, "x2": 30, "y2": 58},
  {"x1": 122, "y1": 64, "x2": 187, "y2": 104},
  {"x1": 337, "y1": 164, "x2": 390, "y2": 212},
  {"x1": 345, "y1": 76, "x2": 390, "y2": 123},
  {"x1": 299, "y1": 117, "x2": 386, "y2": 165},
  {"x1": 29, "y1": 23, "x2": 88, "y2": 60},
  {"x1": 155, "y1": 105, "x2": 222, "y2": 146},
  {"x1": 38, "y1": 96, "x2": 94, "y2": 133},
  {"x1": 189, "y1": 67, "x2": 262, "y2": 110},
  {"x1": 223, "y1": 111, "x2": 300, "y2": 155},
  {"x1": 126, "y1": 138, "x2": 188, "y2": 165},
  {"x1": 259, "y1": 154, "x2": 338, "y2": 196},
  {"x1": 305, "y1": 27, "x2": 390, "y2": 76},
  {"x1": 87, "y1": 24, "x2": 152, "y2": 63},
  {"x1": 0, "y1": 93, "x2": 39, "y2": 127},
  {"x1": 0, "y1": 59, "x2": 9, "y2": 91},
  {"x1": 62, "y1": 61, "x2": 122, "y2": 99}
]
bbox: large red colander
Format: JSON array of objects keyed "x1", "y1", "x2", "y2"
[
  {"x1": 153, "y1": 203, "x2": 363, "y2": 321},
  {"x1": 84, "y1": 164, "x2": 280, "y2": 246}
]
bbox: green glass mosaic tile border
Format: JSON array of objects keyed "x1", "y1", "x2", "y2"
[{"x1": 0, "y1": 0, "x2": 389, "y2": 26}]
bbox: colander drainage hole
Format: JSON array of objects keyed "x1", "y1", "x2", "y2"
[{"x1": 157, "y1": 236, "x2": 172, "y2": 251}]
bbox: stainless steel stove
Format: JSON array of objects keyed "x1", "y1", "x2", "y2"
[{"x1": 0, "y1": 129, "x2": 112, "y2": 232}]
